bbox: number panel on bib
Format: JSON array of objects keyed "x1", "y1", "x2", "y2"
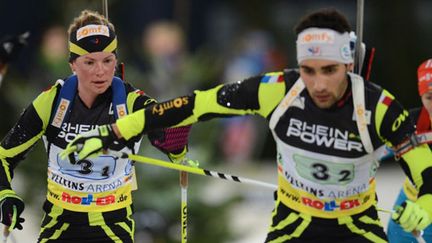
[
  {"x1": 57, "y1": 154, "x2": 116, "y2": 180},
  {"x1": 294, "y1": 154, "x2": 354, "y2": 185}
]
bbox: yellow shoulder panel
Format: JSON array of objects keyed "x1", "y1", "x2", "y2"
[{"x1": 32, "y1": 84, "x2": 60, "y2": 130}]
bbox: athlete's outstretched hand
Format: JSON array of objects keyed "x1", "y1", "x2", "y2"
[
  {"x1": 149, "y1": 125, "x2": 192, "y2": 162},
  {"x1": 60, "y1": 124, "x2": 117, "y2": 162},
  {"x1": 0, "y1": 189, "x2": 25, "y2": 230},
  {"x1": 392, "y1": 200, "x2": 431, "y2": 232}
]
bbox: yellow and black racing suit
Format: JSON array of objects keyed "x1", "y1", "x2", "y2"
[
  {"x1": 115, "y1": 69, "x2": 432, "y2": 243},
  {"x1": 387, "y1": 107, "x2": 432, "y2": 241},
  {"x1": 0, "y1": 76, "x2": 157, "y2": 242}
]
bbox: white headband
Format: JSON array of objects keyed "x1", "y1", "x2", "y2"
[{"x1": 296, "y1": 28, "x2": 353, "y2": 64}]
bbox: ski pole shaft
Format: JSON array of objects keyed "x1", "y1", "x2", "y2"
[
  {"x1": 114, "y1": 152, "x2": 278, "y2": 190},
  {"x1": 102, "y1": 0, "x2": 108, "y2": 19},
  {"x1": 180, "y1": 170, "x2": 188, "y2": 243},
  {"x1": 2, "y1": 226, "x2": 8, "y2": 243},
  {"x1": 354, "y1": 0, "x2": 364, "y2": 74}
]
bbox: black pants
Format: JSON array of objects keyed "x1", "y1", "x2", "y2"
[
  {"x1": 265, "y1": 200, "x2": 387, "y2": 243},
  {"x1": 38, "y1": 201, "x2": 135, "y2": 243}
]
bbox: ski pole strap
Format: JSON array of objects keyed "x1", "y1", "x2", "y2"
[{"x1": 393, "y1": 132, "x2": 432, "y2": 158}]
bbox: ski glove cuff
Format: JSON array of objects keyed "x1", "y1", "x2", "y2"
[{"x1": 0, "y1": 189, "x2": 24, "y2": 230}]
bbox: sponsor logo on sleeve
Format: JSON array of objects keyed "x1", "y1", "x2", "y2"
[
  {"x1": 152, "y1": 97, "x2": 189, "y2": 115},
  {"x1": 392, "y1": 110, "x2": 409, "y2": 132}
]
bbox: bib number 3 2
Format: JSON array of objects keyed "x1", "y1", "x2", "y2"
[{"x1": 294, "y1": 155, "x2": 354, "y2": 185}]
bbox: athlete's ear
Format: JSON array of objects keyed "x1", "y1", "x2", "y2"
[
  {"x1": 347, "y1": 63, "x2": 354, "y2": 72},
  {"x1": 69, "y1": 63, "x2": 76, "y2": 74}
]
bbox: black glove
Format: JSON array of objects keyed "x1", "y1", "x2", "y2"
[
  {"x1": 0, "y1": 189, "x2": 25, "y2": 230},
  {"x1": 0, "y1": 32, "x2": 30, "y2": 64},
  {"x1": 61, "y1": 124, "x2": 118, "y2": 162}
]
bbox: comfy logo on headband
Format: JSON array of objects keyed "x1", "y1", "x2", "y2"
[
  {"x1": 76, "y1": 24, "x2": 109, "y2": 41},
  {"x1": 298, "y1": 31, "x2": 334, "y2": 44}
]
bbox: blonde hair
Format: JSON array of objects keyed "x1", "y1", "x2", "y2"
[{"x1": 68, "y1": 10, "x2": 115, "y2": 37}]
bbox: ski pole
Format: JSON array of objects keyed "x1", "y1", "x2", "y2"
[
  {"x1": 2, "y1": 226, "x2": 15, "y2": 243},
  {"x1": 2, "y1": 226, "x2": 8, "y2": 243},
  {"x1": 101, "y1": 0, "x2": 108, "y2": 19},
  {"x1": 354, "y1": 0, "x2": 365, "y2": 74},
  {"x1": 180, "y1": 166, "x2": 188, "y2": 243},
  {"x1": 377, "y1": 207, "x2": 426, "y2": 243},
  {"x1": 111, "y1": 152, "x2": 278, "y2": 190}
]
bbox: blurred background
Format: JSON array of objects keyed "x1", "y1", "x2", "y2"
[{"x1": 0, "y1": 0, "x2": 430, "y2": 242}]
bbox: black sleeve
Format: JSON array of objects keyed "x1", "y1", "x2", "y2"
[
  {"x1": 214, "y1": 76, "x2": 262, "y2": 110},
  {"x1": 141, "y1": 75, "x2": 264, "y2": 131},
  {"x1": 408, "y1": 107, "x2": 421, "y2": 124},
  {"x1": 0, "y1": 105, "x2": 44, "y2": 189},
  {"x1": 132, "y1": 93, "x2": 157, "y2": 112},
  {"x1": 379, "y1": 99, "x2": 415, "y2": 146}
]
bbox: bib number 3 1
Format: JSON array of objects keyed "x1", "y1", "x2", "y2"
[{"x1": 57, "y1": 154, "x2": 116, "y2": 180}]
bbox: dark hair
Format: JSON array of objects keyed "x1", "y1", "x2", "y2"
[{"x1": 294, "y1": 8, "x2": 351, "y2": 35}]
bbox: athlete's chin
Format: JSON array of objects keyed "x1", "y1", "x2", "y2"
[
  {"x1": 92, "y1": 85, "x2": 110, "y2": 94},
  {"x1": 316, "y1": 103, "x2": 332, "y2": 109},
  {"x1": 312, "y1": 98, "x2": 334, "y2": 109}
]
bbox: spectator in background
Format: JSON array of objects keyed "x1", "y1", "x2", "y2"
[
  {"x1": 139, "y1": 21, "x2": 189, "y2": 99},
  {"x1": 30, "y1": 25, "x2": 70, "y2": 88},
  {"x1": 131, "y1": 20, "x2": 220, "y2": 99},
  {"x1": 223, "y1": 31, "x2": 285, "y2": 83},
  {"x1": 219, "y1": 30, "x2": 286, "y2": 163}
]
